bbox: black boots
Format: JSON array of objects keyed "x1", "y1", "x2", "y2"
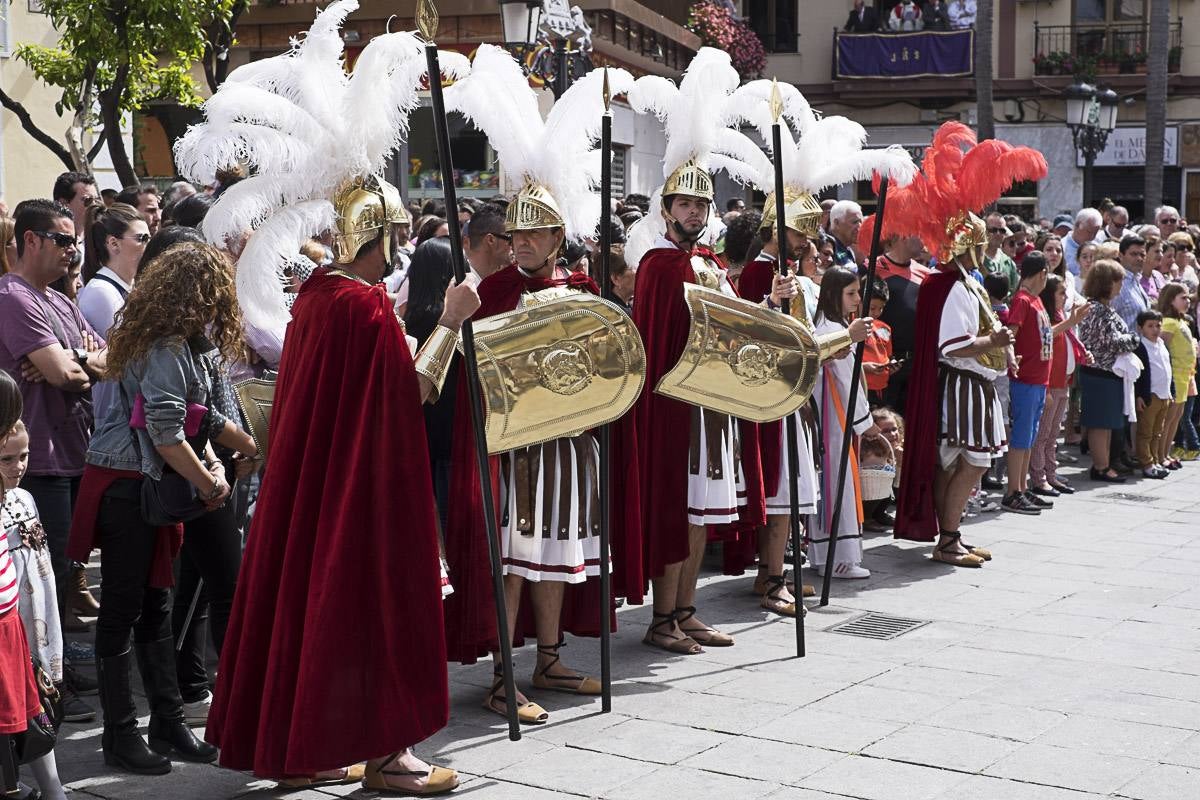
[
  {"x1": 97, "y1": 650, "x2": 171, "y2": 775},
  {"x1": 134, "y1": 636, "x2": 217, "y2": 764}
]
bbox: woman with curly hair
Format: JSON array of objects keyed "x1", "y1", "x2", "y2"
[{"x1": 66, "y1": 243, "x2": 257, "y2": 776}]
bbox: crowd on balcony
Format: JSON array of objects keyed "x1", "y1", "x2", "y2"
[{"x1": 844, "y1": 0, "x2": 977, "y2": 33}]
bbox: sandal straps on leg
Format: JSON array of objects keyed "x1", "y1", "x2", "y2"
[
  {"x1": 933, "y1": 531, "x2": 984, "y2": 568},
  {"x1": 532, "y1": 639, "x2": 600, "y2": 695},
  {"x1": 674, "y1": 606, "x2": 734, "y2": 647},
  {"x1": 761, "y1": 575, "x2": 798, "y2": 618},
  {"x1": 642, "y1": 611, "x2": 702, "y2": 655}
]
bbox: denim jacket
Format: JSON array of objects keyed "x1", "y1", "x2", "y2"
[{"x1": 85, "y1": 336, "x2": 229, "y2": 480}]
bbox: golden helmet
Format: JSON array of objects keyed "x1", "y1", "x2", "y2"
[
  {"x1": 505, "y1": 182, "x2": 565, "y2": 232},
  {"x1": 942, "y1": 211, "x2": 988, "y2": 268},
  {"x1": 759, "y1": 189, "x2": 822, "y2": 240},
  {"x1": 663, "y1": 159, "x2": 714, "y2": 203},
  {"x1": 332, "y1": 175, "x2": 409, "y2": 264}
]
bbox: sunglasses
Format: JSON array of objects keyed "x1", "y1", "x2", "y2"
[
  {"x1": 987, "y1": 227, "x2": 1006, "y2": 234},
  {"x1": 125, "y1": 233, "x2": 151, "y2": 244},
  {"x1": 32, "y1": 230, "x2": 78, "y2": 249},
  {"x1": 491, "y1": 233, "x2": 513, "y2": 243}
]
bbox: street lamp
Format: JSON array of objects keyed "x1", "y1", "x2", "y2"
[
  {"x1": 499, "y1": 0, "x2": 542, "y2": 47},
  {"x1": 1064, "y1": 81, "x2": 1119, "y2": 207},
  {"x1": 497, "y1": 0, "x2": 592, "y2": 99}
]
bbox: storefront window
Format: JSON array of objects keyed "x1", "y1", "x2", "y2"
[{"x1": 404, "y1": 104, "x2": 498, "y2": 201}]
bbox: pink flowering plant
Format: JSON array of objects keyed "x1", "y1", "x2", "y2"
[{"x1": 686, "y1": 1, "x2": 767, "y2": 80}]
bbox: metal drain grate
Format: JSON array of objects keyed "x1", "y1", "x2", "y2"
[
  {"x1": 828, "y1": 613, "x2": 930, "y2": 640},
  {"x1": 1103, "y1": 493, "x2": 1158, "y2": 504}
]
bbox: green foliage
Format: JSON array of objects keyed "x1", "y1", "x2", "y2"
[{"x1": 15, "y1": 0, "x2": 237, "y2": 118}]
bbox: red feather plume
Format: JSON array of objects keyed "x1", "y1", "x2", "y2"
[{"x1": 857, "y1": 121, "x2": 1047, "y2": 258}]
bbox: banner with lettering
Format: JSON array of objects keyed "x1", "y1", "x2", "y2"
[{"x1": 835, "y1": 29, "x2": 974, "y2": 79}]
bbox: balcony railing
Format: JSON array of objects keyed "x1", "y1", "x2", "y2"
[{"x1": 1033, "y1": 20, "x2": 1182, "y2": 78}]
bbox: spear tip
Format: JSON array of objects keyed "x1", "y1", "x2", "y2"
[
  {"x1": 769, "y1": 78, "x2": 782, "y2": 124},
  {"x1": 417, "y1": 0, "x2": 439, "y2": 42},
  {"x1": 602, "y1": 67, "x2": 611, "y2": 112}
]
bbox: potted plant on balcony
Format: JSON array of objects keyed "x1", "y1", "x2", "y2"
[
  {"x1": 1033, "y1": 51, "x2": 1068, "y2": 76},
  {"x1": 1096, "y1": 53, "x2": 1119, "y2": 75},
  {"x1": 686, "y1": 1, "x2": 767, "y2": 80}
]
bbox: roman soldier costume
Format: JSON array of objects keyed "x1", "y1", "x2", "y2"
[
  {"x1": 725, "y1": 79, "x2": 915, "y2": 587},
  {"x1": 439, "y1": 46, "x2": 645, "y2": 722},
  {"x1": 870, "y1": 122, "x2": 1047, "y2": 561},
  {"x1": 174, "y1": 2, "x2": 468, "y2": 791}
]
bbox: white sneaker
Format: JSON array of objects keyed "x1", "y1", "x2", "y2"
[
  {"x1": 183, "y1": 691, "x2": 212, "y2": 726},
  {"x1": 815, "y1": 562, "x2": 871, "y2": 579}
]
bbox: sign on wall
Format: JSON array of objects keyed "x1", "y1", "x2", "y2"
[{"x1": 1079, "y1": 127, "x2": 1178, "y2": 168}]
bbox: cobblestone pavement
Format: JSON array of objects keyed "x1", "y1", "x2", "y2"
[{"x1": 48, "y1": 456, "x2": 1200, "y2": 799}]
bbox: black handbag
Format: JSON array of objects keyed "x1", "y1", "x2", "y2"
[
  {"x1": 118, "y1": 368, "x2": 211, "y2": 527},
  {"x1": 11, "y1": 659, "x2": 59, "y2": 765},
  {"x1": 139, "y1": 468, "x2": 208, "y2": 527}
]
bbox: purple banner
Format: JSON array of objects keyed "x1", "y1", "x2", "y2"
[{"x1": 835, "y1": 29, "x2": 974, "y2": 79}]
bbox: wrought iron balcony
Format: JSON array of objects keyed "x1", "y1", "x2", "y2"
[{"x1": 1033, "y1": 20, "x2": 1182, "y2": 78}]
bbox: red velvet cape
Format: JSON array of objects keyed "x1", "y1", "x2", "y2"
[
  {"x1": 205, "y1": 270, "x2": 448, "y2": 776},
  {"x1": 441, "y1": 265, "x2": 633, "y2": 664},
  {"x1": 632, "y1": 246, "x2": 765, "y2": 581},
  {"x1": 894, "y1": 268, "x2": 958, "y2": 542}
]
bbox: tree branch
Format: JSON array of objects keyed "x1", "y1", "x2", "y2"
[
  {"x1": 0, "y1": 85, "x2": 75, "y2": 171},
  {"x1": 86, "y1": 127, "x2": 109, "y2": 162},
  {"x1": 100, "y1": 61, "x2": 136, "y2": 186}
]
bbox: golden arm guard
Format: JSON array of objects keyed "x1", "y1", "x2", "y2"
[{"x1": 413, "y1": 324, "x2": 459, "y2": 403}]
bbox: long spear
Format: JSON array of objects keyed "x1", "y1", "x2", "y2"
[
  {"x1": 770, "y1": 80, "x2": 805, "y2": 658},
  {"x1": 819, "y1": 175, "x2": 891, "y2": 607},
  {"x1": 596, "y1": 69, "x2": 614, "y2": 712},
  {"x1": 417, "y1": 0, "x2": 520, "y2": 741}
]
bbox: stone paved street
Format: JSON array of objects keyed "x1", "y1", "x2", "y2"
[{"x1": 51, "y1": 457, "x2": 1200, "y2": 799}]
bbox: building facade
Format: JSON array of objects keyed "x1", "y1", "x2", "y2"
[
  {"x1": 743, "y1": 0, "x2": 1200, "y2": 221},
  {"x1": 146, "y1": 0, "x2": 705, "y2": 203}
]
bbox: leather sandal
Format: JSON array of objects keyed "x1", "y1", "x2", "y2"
[
  {"x1": 675, "y1": 606, "x2": 734, "y2": 647},
  {"x1": 642, "y1": 611, "x2": 702, "y2": 655},
  {"x1": 483, "y1": 666, "x2": 547, "y2": 725},
  {"x1": 363, "y1": 753, "x2": 459, "y2": 796},
  {"x1": 531, "y1": 640, "x2": 600, "y2": 695},
  {"x1": 760, "y1": 575, "x2": 802, "y2": 618},
  {"x1": 931, "y1": 532, "x2": 985, "y2": 568},
  {"x1": 959, "y1": 541, "x2": 992, "y2": 561},
  {"x1": 278, "y1": 764, "x2": 366, "y2": 788},
  {"x1": 751, "y1": 570, "x2": 816, "y2": 598}
]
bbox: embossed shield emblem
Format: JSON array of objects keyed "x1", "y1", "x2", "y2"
[
  {"x1": 234, "y1": 378, "x2": 276, "y2": 463},
  {"x1": 466, "y1": 293, "x2": 647, "y2": 454},
  {"x1": 655, "y1": 284, "x2": 821, "y2": 422}
]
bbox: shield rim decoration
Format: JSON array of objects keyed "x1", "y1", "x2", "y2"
[{"x1": 654, "y1": 284, "x2": 820, "y2": 423}]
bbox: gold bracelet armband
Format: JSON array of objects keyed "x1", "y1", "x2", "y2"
[
  {"x1": 815, "y1": 328, "x2": 854, "y2": 363},
  {"x1": 414, "y1": 324, "x2": 460, "y2": 402}
]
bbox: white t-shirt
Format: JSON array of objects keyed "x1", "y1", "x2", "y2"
[
  {"x1": 77, "y1": 267, "x2": 133, "y2": 426},
  {"x1": 938, "y1": 278, "x2": 1003, "y2": 381}
]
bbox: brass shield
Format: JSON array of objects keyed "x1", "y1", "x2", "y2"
[
  {"x1": 466, "y1": 293, "x2": 647, "y2": 454},
  {"x1": 655, "y1": 284, "x2": 820, "y2": 423},
  {"x1": 234, "y1": 378, "x2": 276, "y2": 463}
]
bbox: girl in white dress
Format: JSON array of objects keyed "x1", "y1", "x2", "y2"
[{"x1": 812, "y1": 270, "x2": 882, "y2": 579}]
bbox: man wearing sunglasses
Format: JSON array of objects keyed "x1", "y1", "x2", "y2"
[
  {"x1": 461, "y1": 202, "x2": 512, "y2": 283},
  {"x1": 983, "y1": 212, "x2": 1019, "y2": 299},
  {"x1": 0, "y1": 199, "x2": 107, "y2": 652}
]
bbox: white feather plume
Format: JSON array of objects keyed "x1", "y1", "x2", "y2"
[
  {"x1": 446, "y1": 45, "x2": 634, "y2": 241},
  {"x1": 174, "y1": 0, "x2": 461, "y2": 340},
  {"x1": 726, "y1": 78, "x2": 917, "y2": 196},
  {"x1": 627, "y1": 47, "x2": 763, "y2": 187},
  {"x1": 234, "y1": 200, "x2": 335, "y2": 337}
]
